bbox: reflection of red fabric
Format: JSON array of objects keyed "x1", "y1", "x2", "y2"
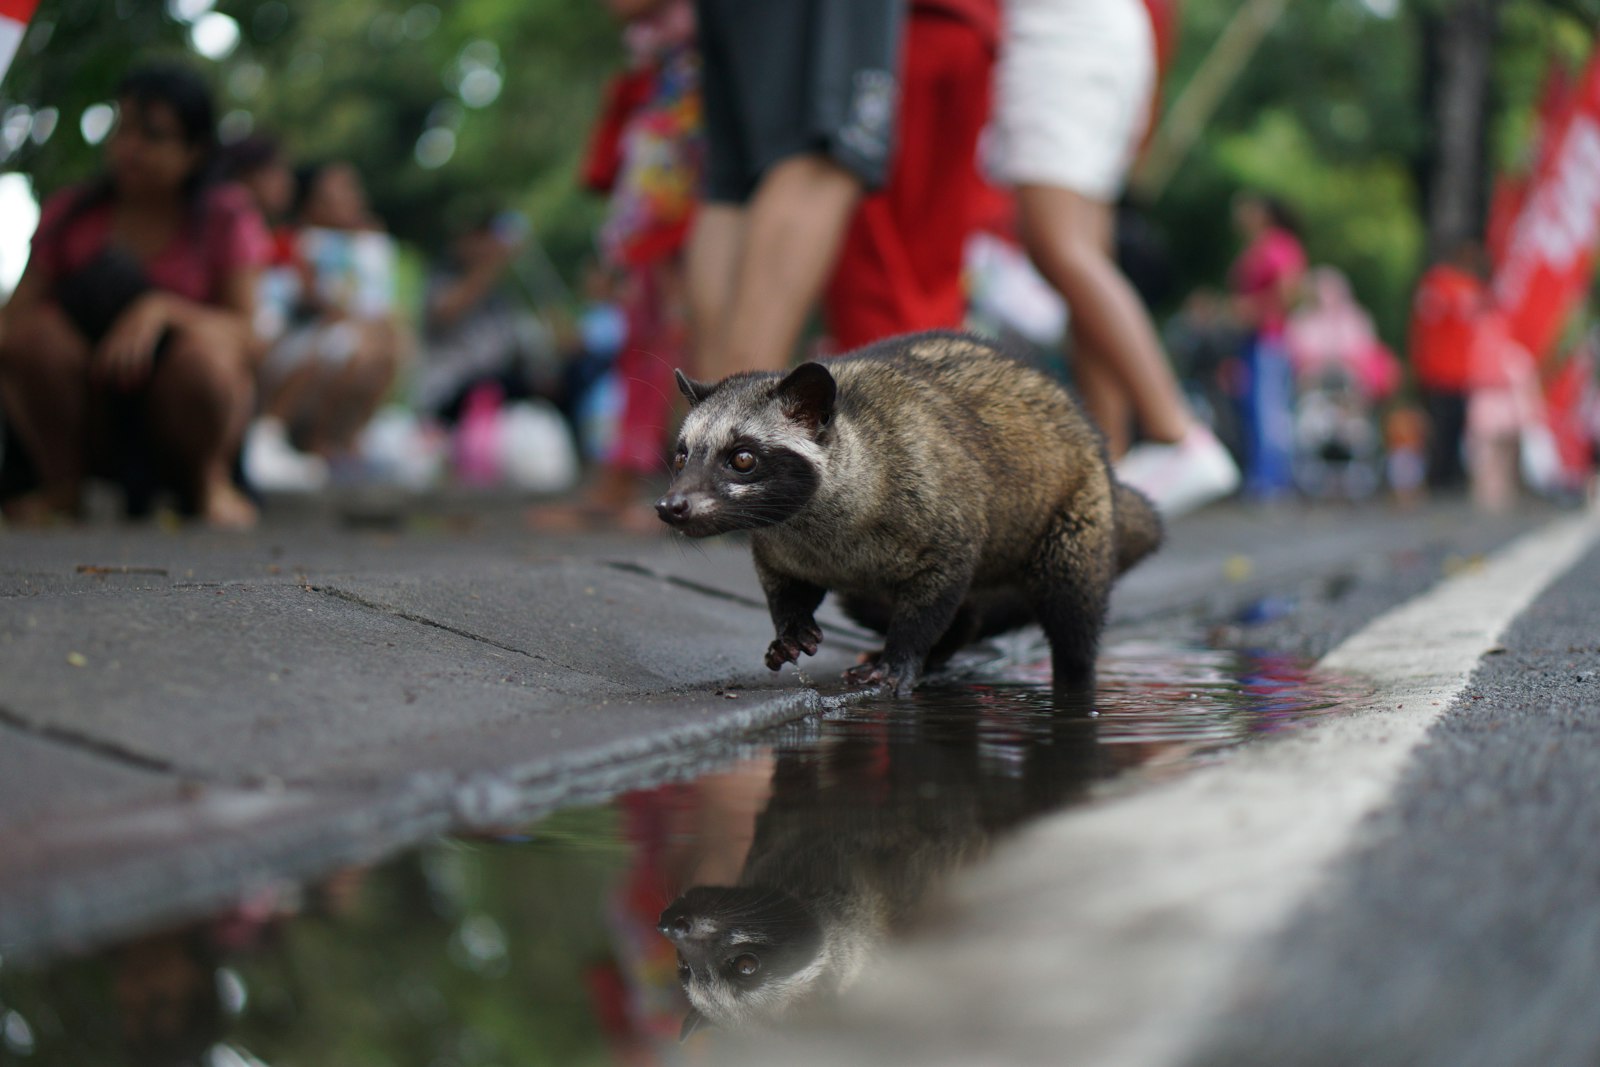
[
  {"x1": 1409, "y1": 264, "x2": 1487, "y2": 392},
  {"x1": 581, "y1": 68, "x2": 657, "y2": 195},
  {"x1": 824, "y1": 10, "x2": 994, "y2": 350}
]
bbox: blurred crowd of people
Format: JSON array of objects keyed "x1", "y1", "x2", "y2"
[{"x1": 1, "y1": 0, "x2": 1596, "y2": 532}]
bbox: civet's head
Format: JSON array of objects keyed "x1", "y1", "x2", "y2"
[
  {"x1": 658, "y1": 885, "x2": 829, "y2": 1040},
  {"x1": 656, "y1": 363, "x2": 836, "y2": 538}
]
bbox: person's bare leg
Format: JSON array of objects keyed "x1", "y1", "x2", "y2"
[
  {"x1": 310, "y1": 323, "x2": 399, "y2": 453},
  {"x1": 0, "y1": 307, "x2": 91, "y2": 519},
  {"x1": 146, "y1": 329, "x2": 257, "y2": 528},
  {"x1": 262, "y1": 360, "x2": 322, "y2": 425},
  {"x1": 1075, "y1": 348, "x2": 1133, "y2": 457},
  {"x1": 718, "y1": 154, "x2": 863, "y2": 374},
  {"x1": 685, "y1": 203, "x2": 746, "y2": 383},
  {"x1": 1017, "y1": 183, "x2": 1191, "y2": 448},
  {"x1": 1057, "y1": 192, "x2": 1132, "y2": 456}
]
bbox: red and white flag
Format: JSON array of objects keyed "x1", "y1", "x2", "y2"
[
  {"x1": 1493, "y1": 41, "x2": 1600, "y2": 364},
  {"x1": 0, "y1": 0, "x2": 38, "y2": 88}
]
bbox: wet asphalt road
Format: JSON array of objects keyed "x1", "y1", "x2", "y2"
[{"x1": 1189, "y1": 539, "x2": 1600, "y2": 1067}]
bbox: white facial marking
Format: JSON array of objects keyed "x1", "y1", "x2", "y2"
[{"x1": 680, "y1": 394, "x2": 827, "y2": 471}]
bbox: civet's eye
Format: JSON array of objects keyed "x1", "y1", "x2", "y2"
[
  {"x1": 729, "y1": 450, "x2": 756, "y2": 473},
  {"x1": 672, "y1": 448, "x2": 687, "y2": 473},
  {"x1": 677, "y1": 958, "x2": 691, "y2": 982},
  {"x1": 730, "y1": 953, "x2": 760, "y2": 977}
]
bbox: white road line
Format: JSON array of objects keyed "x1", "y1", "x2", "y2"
[{"x1": 749, "y1": 506, "x2": 1600, "y2": 1067}]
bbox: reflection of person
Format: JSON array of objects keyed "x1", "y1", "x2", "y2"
[
  {"x1": 0, "y1": 63, "x2": 266, "y2": 527},
  {"x1": 995, "y1": 0, "x2": 1239, "y2": 518},
  {"x1": 687, "y1": 0, "x2": 903, "y2": 380},
  {"x1": 257, "y1": 162, "x2": 405, "y2": 465},
  {"x1": 1230, "y1": 192, "x2": 1307, "y2": 499},
  {"x1": 1409, "y1": 240, "x2": 1489, "y2": 491}
]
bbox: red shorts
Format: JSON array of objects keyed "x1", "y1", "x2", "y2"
[{"x1": 823, "y1": 11, "x2": 995, "y2": 352}]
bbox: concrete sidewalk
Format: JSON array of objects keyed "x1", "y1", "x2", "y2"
[{"x1": 0, "y1": 497, "x2": 1548, "y2": 964}]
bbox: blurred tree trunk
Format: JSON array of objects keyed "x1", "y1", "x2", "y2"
[{"x1": 1418, "y1": 0, "x2": 1502, "y2": 264}]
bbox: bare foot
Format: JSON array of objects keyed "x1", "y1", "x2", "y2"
[{"x1": 200, "y1": 480, "x2": 258, "y2": 530}]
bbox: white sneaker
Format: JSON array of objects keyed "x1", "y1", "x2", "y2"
[
  {"x1": 244, "y1": 417, "x2": 329, "y2": 493},
  {"x1": 1116, "y1": 424, "x2": 1240, "y2": 519}
]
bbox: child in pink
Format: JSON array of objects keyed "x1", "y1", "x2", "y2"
[{"x1": 1464, "y1": 308, "x2": 1543, "y2": 512}]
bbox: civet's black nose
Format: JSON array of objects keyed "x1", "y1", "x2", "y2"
[
  {"x1": 656, "y1": 494, "x2": 690, "y2": 524},
  {"x1": 658, "y1": 910, "x2": 693, "y2": 941}
]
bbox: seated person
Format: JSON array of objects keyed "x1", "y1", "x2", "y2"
[
  {"x1": 415, "y1": 210, "x2": 548, "y2": 425},
  {"x1": 255, "y1": 162, "x2": 406, "y2": 467},
  {"x1": 221, "y1": 134, "x2": 330, "y2": 490},
  {"x1": 0, "y1": 63, "x2": 266, "y2": 527}
]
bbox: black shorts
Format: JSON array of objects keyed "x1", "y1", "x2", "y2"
[{"x1": 695, "y1": 0, "x2": 904, "y2": 203}]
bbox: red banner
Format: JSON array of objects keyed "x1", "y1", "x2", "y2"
[
  {"x1": 0, "y1": 0, "x2": 38, "y2": 23},
  {"x1": 1493, "y1": 43, "x2": 1600, "y2": 363}
]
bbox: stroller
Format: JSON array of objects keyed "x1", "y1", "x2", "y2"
[{"x1": 1290, "y1": 366, "x2": 1382, "y2": 500}]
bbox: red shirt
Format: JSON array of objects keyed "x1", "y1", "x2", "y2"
[
  {"x1": 29, "y1": 182, "x2": 269, "y2": 306},
  {"x1": 1409, "y1": 264, "x2": 1487, "y2": 392}
]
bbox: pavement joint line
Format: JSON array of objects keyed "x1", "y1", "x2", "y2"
[
  {"x1": 603, "y1": 559, "x2": 769, "y2": 610},
  {"x1": 309, "y1": 582, "x2": 561, "y2": 666},
  {"x1": 765, "y1": 503, "x2": 1600, "y2": 1067},
  {"x1": 0, "y1": 702, "x2": 191, "y2": 777},
  {"x1": 603, "y1": 558, "x2": 883, "y2": 643}
]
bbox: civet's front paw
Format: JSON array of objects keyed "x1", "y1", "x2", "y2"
[{"x1": 765, "y1": 620, "x2": 822, "y2": 671}]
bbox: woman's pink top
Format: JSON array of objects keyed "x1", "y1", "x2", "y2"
[
  {"x1": 29, "y1": 182, "x2": 270, "y2": 306},
  {"x1": 1231, "y1": 226, "x2": 1306, "y2": 339}
]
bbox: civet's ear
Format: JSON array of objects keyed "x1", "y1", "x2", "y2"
[
  {"x1": 675, "y1": 369, "x2": 718, "y2": 406},
  {"x1": 679, "y1": 1007, "x2": 710, "y2": 1043},
  {"x1": 772, "y1": 361, "x2": 837, "y2": 432}
]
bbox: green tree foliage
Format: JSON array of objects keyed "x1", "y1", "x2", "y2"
[
  {"x1": 1151, "y1": 0, "x2": 1594, "y2": 344},
  {"x1": 1150, "y1": 0, "x2": 1427, "y2": 340}
]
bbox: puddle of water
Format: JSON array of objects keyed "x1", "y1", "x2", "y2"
[{"x1": 0, "y1": 642, "x2": 1361, "y2": 1066}]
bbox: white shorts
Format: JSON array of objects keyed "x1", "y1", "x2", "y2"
[{"x1": 996, "y1": 0, "x2": 1156, "y2": 202}]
